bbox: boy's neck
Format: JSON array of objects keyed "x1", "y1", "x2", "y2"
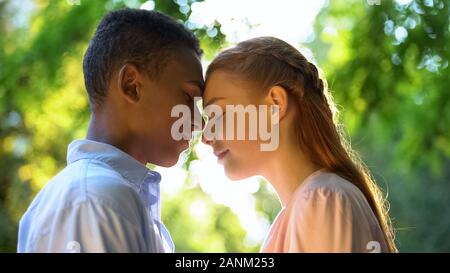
[{"x1": 86, "y1": 113, "x2": 147, "y2": 165}]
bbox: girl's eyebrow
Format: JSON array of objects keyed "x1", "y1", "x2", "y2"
[{"x1": 203, "y1": 97, "x2": 226, "y2": 108}]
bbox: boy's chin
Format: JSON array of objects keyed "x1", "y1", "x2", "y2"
[
  {"x1": 158, "y1": 143, "x2": 190, "y2": 167},
  {"x1": 157, "y1": 156, "x2": 181, "y2": 168},
  {"x1": 157, "y1": 159, "x2": 176, "y2": 168}
]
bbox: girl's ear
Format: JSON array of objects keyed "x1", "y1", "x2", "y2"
[
  {"x1": 118, "y1": 64, "x2": 142, "y2": 104},
  {"x1": 266, "y1": 85, "x2": 289, "y2": 120}
]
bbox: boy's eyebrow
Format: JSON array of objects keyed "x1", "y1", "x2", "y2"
[{"x1": 186, "y1": 80, "x2": 205, "y2": 95}]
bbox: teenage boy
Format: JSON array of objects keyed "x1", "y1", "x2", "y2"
[{"x1": 18, "y1": 8, "x2": 204, "y2": 253}]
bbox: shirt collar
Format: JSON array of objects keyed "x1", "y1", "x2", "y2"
[
  {"x1": 66, "y1": 139, "x2": 161, "y2": 186},
  {"x1": 66, "y1": 139, "x2": 173, "y2": 252}
]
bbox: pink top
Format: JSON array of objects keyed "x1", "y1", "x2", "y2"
[{"x1": 261, "y1": 170, "x2": 389, "y2": 253}]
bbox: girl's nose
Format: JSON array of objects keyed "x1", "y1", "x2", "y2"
[{"x1": 201, "y1": 131, "x2": 215, "y2": 146}]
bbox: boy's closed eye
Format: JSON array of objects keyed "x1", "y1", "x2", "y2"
[{"x1": 184, "y1": 92, "x2": 194, "y2": 102}]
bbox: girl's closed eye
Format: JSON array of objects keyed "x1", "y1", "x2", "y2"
[{"x1": 205, "y1": 109, "x2": 226, "y2": 123}]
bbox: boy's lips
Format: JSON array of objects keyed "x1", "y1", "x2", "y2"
[
  {"x1": 182, "y1": 139, "x2": 190, "y2": 147},
  {"x1": 178, "y1": 137, "x2": 190, "y2": 150}
]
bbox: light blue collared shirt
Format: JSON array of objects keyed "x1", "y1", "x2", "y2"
[{"x1": 17, "y1": 139, "x2": 174, "y2": 253}]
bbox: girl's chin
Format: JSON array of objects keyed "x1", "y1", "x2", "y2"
[{"x1": 223, "y1": 166, "x2": 254, "y2": 181}]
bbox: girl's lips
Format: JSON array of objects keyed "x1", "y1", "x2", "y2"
[{"x1": 214, "y1": 149, "x2": 229, "y2": 160}]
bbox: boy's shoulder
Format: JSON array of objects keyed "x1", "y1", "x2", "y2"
[{"x1": 25, "y1": 158, "x2": 143, "y2": 219}]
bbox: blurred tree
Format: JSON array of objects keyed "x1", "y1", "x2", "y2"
[
  {"x1": 311, "y1": 0, "x2": 449, "y2": 172},
  {"x1": 309, "y1": 0, "x2": 450, "y2": 251}
]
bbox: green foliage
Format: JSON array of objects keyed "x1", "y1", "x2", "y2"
[
  {"x1": 311, "y1": 0, "x2": 449, "y2": 173},
  {"x1": 309, "y1": 0, "x2": 450, "y2": 252}
]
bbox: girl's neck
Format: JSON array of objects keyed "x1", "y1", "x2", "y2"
[{"x1": 262, "y1": 145, "x2": 321, "y2": 207}]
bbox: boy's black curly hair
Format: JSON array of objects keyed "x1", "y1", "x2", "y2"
[{"x1": 83, "y1": 8, "x2": 202, "y2": 108}]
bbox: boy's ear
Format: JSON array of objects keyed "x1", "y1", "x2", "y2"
[
  {"x1": 266, "y1": 85, "x2": 289, "y2": 120},
  {"x1": 118, "y1": 64, "x2": 142, "y2": 103}
]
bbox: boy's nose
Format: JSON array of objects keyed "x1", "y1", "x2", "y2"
[
  {"x1": 191, "y1": 104, "x2": 204, "y2": 132},
  {"x1": 191, "y1": 118, "x2": 204, "y2": 132}
]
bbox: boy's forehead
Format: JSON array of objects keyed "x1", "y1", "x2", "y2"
[
  {"x1": 156, "y1": 51, "x2": 204, "y2": 96},
  {"x1": 175, "y1": 48, "x2": 202, "y2": 68},
  {"x1": 166, "y1": 48, "x2": 203, "y2": 80}
]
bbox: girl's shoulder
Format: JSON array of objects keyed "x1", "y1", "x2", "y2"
[
  {"x1": 280, "y1": 170, "x2": 388, "y2": 253},
  {"x1": 303, "y1": 171, "x2": 363, "y2": 197},
  {"x1": 289, "y1": 170, "x2": 369, "y2": 213}
]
